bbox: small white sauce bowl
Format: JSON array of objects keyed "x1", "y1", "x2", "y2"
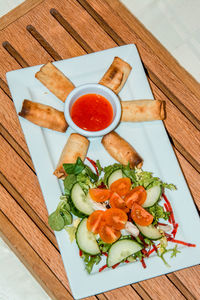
[{"x1": 64, "y1": 83, "x2": 121, "y2": 137}]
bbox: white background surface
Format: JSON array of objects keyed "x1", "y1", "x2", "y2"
[{"x1": 0, "y1": 0, "x2": 200, "y2": 299}]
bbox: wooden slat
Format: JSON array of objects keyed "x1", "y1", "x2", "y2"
[
  {"x1": 167, "y1": 273, "x2": 196, "y2": 300},
  {"x1": 0, "y1": 78, "x2": 11, "y2": 98},
  {"x1": 50, "y1": 8, "x2": 93, "y2": 54},
  {"x1": 0, "y1": 184, "x2": 69, "y2": 290},
  {"x1": 138, "y1": 276, "x2": 186, "y2": 300},
  {"x1": 174, "y1": 266, "x2": 200, "y2": 300},
  {"x1": 0, "y1": 135, "x2": 49, "y2": 226},
  {"x1": 25, "y1": 0, "x2": 86, "y2": 59},
  {"x1": 132, "y1": 284, "x2": 152, "y2": 300},
  {"x1": 150, "y1": 81, "x2": 200, "y2": 174},
  {"x1": 0, "y1": 0, "x2": 44, "y2": 31},
  {"x1": 0, "y1": 170, "x2": 56, "y2": 247},
  {"x1": 3, "y1": 41, "x2": 29, "y2": 67},
  {"x1": 0, "y1": 208, "x2": 71, "y2": 300},
  {"x1": 104, "y1": 286, "x2": 141, "y2": 300},
  {"x1": 0, "y1": 89, "x2": 30, "y2": 154},
  {"x1": 0, "y1": 124, "x2": 34, "y2": 171},
  {"x1": 27, "y1": 24, "x2": 62, "y2": 61},
  {"x1": 174, "y1": 150, "x2": 200, "y2": 210}
]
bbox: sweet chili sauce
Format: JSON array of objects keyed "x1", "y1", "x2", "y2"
[{"x1": 71, "y1": 94, "x2": 113, "y2": 131}]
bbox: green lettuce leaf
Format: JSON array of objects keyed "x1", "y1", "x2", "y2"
[
  {"x1": 63, "y1": 157, "x2": 85, "y2": 175},
  {"x1": 63, "y1": 174, "x2": 77, "y2": 196}
]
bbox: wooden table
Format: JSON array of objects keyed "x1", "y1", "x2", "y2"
[{"x1": 0, "y1": 0, "x2": 200, "y2": 299}]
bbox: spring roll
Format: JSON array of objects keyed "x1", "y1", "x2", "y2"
[
  {"x1": 99, "y1": 57, "x2": 132, "y2": 94},
  {"x1": 19, "y1": 100, "x2": 68, "y2": 132},
  {"x1": 102, "y1": 131, "x2": 143, "y2": 168},
  {"x1": 35, "y1": 62, "x2": 75, "y2": 102},
  {"x1": 121, "y1": 100, "x2": 166, "y2": 122},
  {"x1": 54, "y1": 133, "x2": 90, "y2": 179}
]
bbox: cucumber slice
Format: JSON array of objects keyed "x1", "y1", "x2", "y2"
[
  {"x1": 76, "y1": 218, "x2": 100, "y2": 255},
  {"x1": 71, "y1": 183, "x2": 94, "y2": 215},
  {"x1": 142, "y1": 185, "x2": 162, "y2": 208},
  {"x1": 137, "y1": 224, "x2": 162, "y2": 240},
  {"x1": 108, "y1": 169, "x2": 123, "y2": 187},
  {"x1": 107, "y1": 239, "x2": 143, "y2": 267}
]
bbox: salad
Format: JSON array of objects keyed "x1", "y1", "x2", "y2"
[{"x1": 48, "y1": 158, "x2": 196, "y2": 273}]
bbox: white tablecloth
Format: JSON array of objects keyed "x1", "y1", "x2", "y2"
[{"x1": 0, "y1": 0, "x2": 199, "y2": 299}]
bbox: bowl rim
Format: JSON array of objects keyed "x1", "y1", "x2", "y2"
[{"x1": 64, "y1": 83, "x2": 122, "y2": 137}]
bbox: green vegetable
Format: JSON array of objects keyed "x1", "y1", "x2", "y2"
[
  {"x1": 63, "y1": 174, "x2": 77, "y2": 196},
  {"x1": 60, "y1": 210, "x2": 72, "y2": 226},
  {"x1": 63, "y1": 157, "x2": 85, "y2": 175},
  {"x1": 77, "y1": 169, "x2": 95, "y2": 194},
  {"x1": 98, "y1": 238, "x2": 111, "y2": 253},
  {"x1": 48, "y1": 197, "x2": 73, "y2": 231},
  {"x1": 135, "y1": 168, "x2": 176, "y2": 190},
  {"x1": 96, "y1": 160, "x2": 103, "y2": 176},
  {"x1": 144, "y1": 238, "x2": 152, "y2": 245},
  {"x1": 103, "y1": 163, "x2": 123, "y2": 186},
  {"x1": 68, "y1": 197, "x2": 87, "y2": 218},
  {"x1": 148, "y1": 204, "x2": 170, "y2": 225},
  {"x1": 66, "y1": 218, "x2": 81, "y2": 242},
  {"x1": 103, "y1": 163, "x2": 136, "y2": 186},
  {"x1": 126, "y1": 255, "x2": 136, "y2": 262},
  {"x1": 134, "y1": 250, "x2": 143, "y2": 260},
  {"x1": 48, "y1": 211, "x2": 65, "y2": 231},
  {"x1": 119, "y1": 235, "x2": 132, "y2": 240},
  {"x1": 84, "y1": 166, "x2": 98, "y2": 182},
  {"x1": 158, "y1": 245, "x2": 181, "y2": 267},
  {"x1": 122, "y1": 164, "x2": 136, "y2": 184},
  {"x1": 81, "y1": 252, "x2": 101, "y2": 273},
  {"x1": 170, "y1": 245, "x2": 181, "y2": 258},
  {"x1": 135, "y1": 236, "x2": 144, "y2": 245}
]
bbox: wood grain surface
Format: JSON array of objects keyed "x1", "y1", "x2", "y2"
[
  {"x1": 0, "y1": 0, "x2": 44, "y2": 31},
  {"x1": 0, "y1": 0, "x2": 199, "y2": 299}
]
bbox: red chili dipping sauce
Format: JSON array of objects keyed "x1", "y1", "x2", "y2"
[{"x1": 71, "y1": 94, "x2": 113, "y2": 131}]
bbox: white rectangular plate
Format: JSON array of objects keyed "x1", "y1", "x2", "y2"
[{"x1": 7, "y1": 44, "x2": 200, "y2": 300}]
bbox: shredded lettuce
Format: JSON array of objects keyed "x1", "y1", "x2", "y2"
[
  {"x1": 77, "y1": 169, "x2": 95, "y2": 194},
  {"x1": 157, "y1": 245, "x2": 181, "y2": 267},
  {"x1": 98, "y1": 238, "x2": 111, "y2": 253},
  {"x1": 65, "y1": 218, "x2": 80, "y2": 242},
  {"x1": 135, "y1": 168, "x2": 176, "y2": 190},
  {"x1": 134, "y1": 250, "x2": 143, "y2": 260},
  {"x1": 148, "y1": 204, "x2": 170, "y2": 225},
  {"x1": 80, "y1": 253, "x2": 101, "y2": 273}
]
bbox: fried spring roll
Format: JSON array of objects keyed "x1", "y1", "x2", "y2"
[
  {"x1": 35, "y1": 62, "x2": 75, "y2": 102},
  {"x1": 121, "y1": 100, "x2": 166, "y2": 122},
  {"x1": 19, "y1": 100, "x2": 68, "y2": 132},
  {"x1": 102, "y1": 131, "x2": 143, "y2": 168},
  {"x1": 54, "y1": 133, "x2": 90, "y2": 179},
  {"x1": 99, "y1": 57, "x2": 132, "y2": 94}
]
